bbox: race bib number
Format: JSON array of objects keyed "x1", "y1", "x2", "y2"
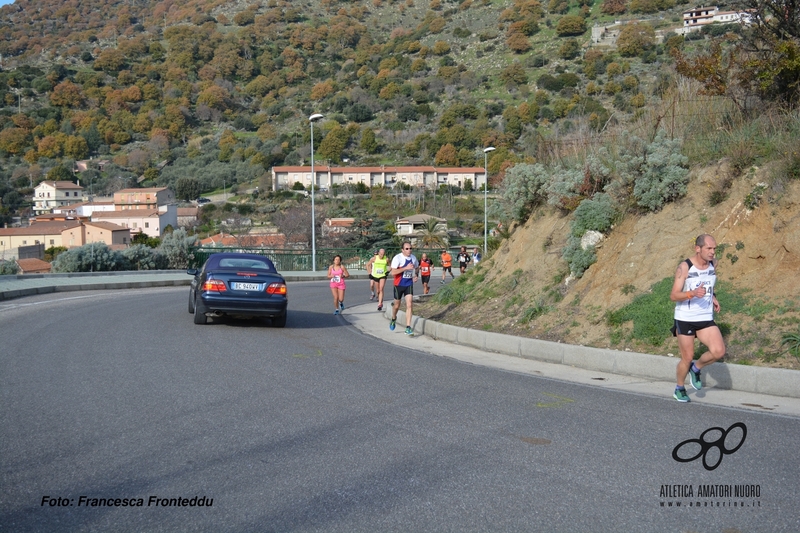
[
  {"x1": 333, "y1": 275, "x2": 341, "y2": 283},
  {"x1": 403, "y1": 270, "x2": 413, "y2": 279},
  {"x1": 376, "y1": 268, "x2": 384, "y2": 275}
]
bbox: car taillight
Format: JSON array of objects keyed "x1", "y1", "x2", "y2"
[
  {"x1": 266, "y1": 283, "x2": 287, "y2": 295},
  {"x1": 202, "y1": 279, "x2": 227, "y2": 292}
]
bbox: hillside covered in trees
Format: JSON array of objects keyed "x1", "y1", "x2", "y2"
[{"x1": 0, "y1": 0, "x2": 797, "y2": 244}]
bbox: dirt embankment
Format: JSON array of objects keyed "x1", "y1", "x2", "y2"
[{"x1": 415, "y1": 161, "x2": 800, "y2": 369}]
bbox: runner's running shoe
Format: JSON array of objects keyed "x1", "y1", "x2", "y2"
[
  {"x1": 377, "y1": 305, "x2": 383, "y2": 311},
  {"x1": 405, "y1": 327, "x2": 414, "y2": 336},
  {"x1": 339, "y1": 302, "x2": 344, "y2": 311},
  {"x1": 689, "y1": 365, "x2": 702, "y2": 390},
  {"x1": 334, "y1": 309, "x2": 339, "y2": 315},
  {"x1": 389, "y1": 319, "x2": 396, "y2": 331},
  {"x1": 673, "y1": 388, "x2": 690, "y2": 402},
  {"x1": 370, "y1": 292, "x2": 375, "y2": 300}
]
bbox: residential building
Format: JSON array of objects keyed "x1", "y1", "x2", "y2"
[
  {"x1": 33, "y1": 181, "x2": 84, "y2": 215},
  {"x1": 0, "y1": 220, "x2": 82, "y2": 252},
  {"x1": 113, "y1": 187, "x2": 176, "y2": 211},
  {"x1": 61, "y1": 221, "x2": 131, "y2": 248},
  {"x1": 682, "y1": 6, "x2": 753, "y2": 31},
  {"x1": 177, "y1": 207, "x2": 199, "y2": 228},
  {"x1": 394, "y1": 214, "x2": 448, "y2": 246},
  {"x1": 16, "y1": 258, "x2": 52, "y2": 274},
  {"x1": 321, "y1": 218, "x2": 356, "y2": 237},
  {"x1": 53, "y1": 200, "x2": 116, "y2": 218},
  {"x1": 91, "y1": 205, "x2": 178, "y2": 237},
  {"x1": 74, "y1": 159, "x2": 110, "y2": 173},
  {"x1": 271, "y1": 165, "x2": 487, "y2": 191}
]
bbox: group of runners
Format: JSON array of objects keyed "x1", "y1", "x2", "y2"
[
  {"x1": 327, "y1": 245, "x2": 482, "y2": 336},
  {"x1": 329, "y1": 233, "x2": 728, "y2": 403}
]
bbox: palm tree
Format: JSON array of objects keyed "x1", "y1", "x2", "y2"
[{"x1": 418, "y1": 215, "x2": 448, "y2": 249}]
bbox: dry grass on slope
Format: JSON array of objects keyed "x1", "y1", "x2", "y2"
[{"x1": 415, "y1": 160, "x2": 800, "y2": 369}]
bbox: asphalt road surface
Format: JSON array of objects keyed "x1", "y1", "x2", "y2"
[{"x1": 1, "y1": 282, "x2": 798, "y2": 532}]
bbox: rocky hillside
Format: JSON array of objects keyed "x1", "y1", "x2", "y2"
[{"x1": 416, "y1": 159, "x2": 800, "y2": 369}]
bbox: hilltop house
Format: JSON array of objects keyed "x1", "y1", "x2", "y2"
[{"x1": 682, "y1": 6, "x2": 753, "y2": 31}]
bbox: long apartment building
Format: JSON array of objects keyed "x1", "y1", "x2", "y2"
[{"x1": 271, "y1": 165, "x2": 488, "y2": 192}]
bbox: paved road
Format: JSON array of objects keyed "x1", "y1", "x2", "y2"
[{"x1": 1, "y1": 282, "x2": 798, "y2": 532}]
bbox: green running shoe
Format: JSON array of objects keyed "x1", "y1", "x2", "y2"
[
  {"x1": 673, "y1": 388, "x2": 690, "y2": 403},
  {"x1": 405, "y1": 326, "x2": 414, "y2": 336},
  {"x1": 689, "y1": 366, "x2": 702, "y2": 390},
  {"x1": 389, "y1": 318, "x2": 396, "y2": 331}
]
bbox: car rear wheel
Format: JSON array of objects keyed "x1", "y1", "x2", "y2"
[
  {"x1": 188, "y1": 291, "x2": 195, "y2": 313},
  {"x1": 272, "y1": 312, "x2": 287, "y2": 328},
  {"x1": 193, "y1": 296, "x2": 208, "y2": 324}
]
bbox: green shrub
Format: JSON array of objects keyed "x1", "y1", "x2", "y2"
[
  {"x1": 562, "y1": 235, "x2": 597, "y2": 277},
  {"x1": 606, "y1": 278, "x2": 674, "y2": 345},
  {"x1": 781, "y1": 327, "x2": 800, "y2": 360},
  {"x1": 0, "y1": 259, "x2": 19, "y2": 275},
  {"x1": 616, "y1": 130, "x2": 689, "y2": 211},
  {"x1": 498, "y1": 163, "x2": 551, "y2": 222},
  {"x1": 571, "y1": 193, "x2": 617, "y2": 237},
  {"x1": 51, "y1": 243, "x2": 129, "y2": 272},
  {"x1": 520, "y1": 299, "x2": 551, "y2": 323},
  {"x1": 434, "y1": 281, "x2": 471, "y2": 304},
  {"x1": 556, "y1": 15, "x2": 586, "y2": 37}
]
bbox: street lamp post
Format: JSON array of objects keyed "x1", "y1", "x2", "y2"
[
  {"x1": 309, "y1": 113, "x2": 324, "y2": 271},
  {"x1": 483, "y1": 146, "x2": 495, "y2": 257}
]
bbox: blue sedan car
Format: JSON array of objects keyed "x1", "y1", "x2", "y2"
[{"x1": 187, "y1": 253, "x2": 288, "y2": 327}]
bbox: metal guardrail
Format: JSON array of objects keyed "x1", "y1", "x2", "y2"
[
  {"x1": 190, "y1": 247, "x2": 452, "y2": 271},
  {"x1": 190, "y1": 248, "x2": 374, "y2": 271}
]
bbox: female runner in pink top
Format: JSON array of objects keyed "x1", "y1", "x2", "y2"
[{"x1": 328, "y1": 255, "x2": 350, "y2": 315}]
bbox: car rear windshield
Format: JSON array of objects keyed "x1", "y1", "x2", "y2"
[{"x1": 217, "y1": 258, "x2": 274, "y2": 271}]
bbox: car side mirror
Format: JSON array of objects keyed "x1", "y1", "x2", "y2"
[{"x1": 187, "y1": 268, "x2": 198, "y2": 276}]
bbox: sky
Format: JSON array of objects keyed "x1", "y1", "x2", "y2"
[{"x1": 0, "y1": 0, "x2": 15, "y2": 6}]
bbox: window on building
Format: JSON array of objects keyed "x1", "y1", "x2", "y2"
[
  {"x1": 132, "y1": 223, "x2": 137, "y2": 229},
  {"x1": 144, "y1": 222, "x2": 149, "y2": 228},
  {"x1": 50, "y1": 240, "x2": 54, "y2": 245}
]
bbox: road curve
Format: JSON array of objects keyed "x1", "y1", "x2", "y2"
[{"x1": 1, "y1": 284, "x2": 798, "y2": 532}]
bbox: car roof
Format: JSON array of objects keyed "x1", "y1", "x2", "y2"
[{"x1": 204, "y1": 253, "x2": 278, "y2": 272}]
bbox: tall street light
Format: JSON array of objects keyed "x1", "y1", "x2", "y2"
[
  {"x1": 483, "y1": 146, "x2": 495, "y2": 257},
  {"x1": 309, "y1": 113, "x2": 324, "y2": 271}
]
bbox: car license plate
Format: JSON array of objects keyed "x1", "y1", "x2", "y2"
[{"x1": 233, "y1": 282, "x2": 260, "y2": 291}]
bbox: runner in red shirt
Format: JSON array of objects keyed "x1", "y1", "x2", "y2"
[{"x1": 419, "y1": 253, "x2": 434, "y2": 294}]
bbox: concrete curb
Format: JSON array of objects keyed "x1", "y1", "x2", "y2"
[{"x1": 389, "y1": 309, "x2": 800, "y2": 399}]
